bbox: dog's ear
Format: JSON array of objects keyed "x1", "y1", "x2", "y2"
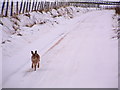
[
  {"x1": 35, "y1": 50, "x2": 37, "y2": 54},
  {"x1": 31, "y1": 51, "x2": 34, "y2": 54}
]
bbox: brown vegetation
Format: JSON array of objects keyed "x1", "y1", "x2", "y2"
[{"x1": 115, "y1": 6, "x2": 120, "y2": 15}]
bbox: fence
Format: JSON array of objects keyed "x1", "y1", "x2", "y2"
[
  {"x1": 1, "y1": 0, "x2": 73, "y2": 17},
  {"x1": 0, "y1": 0, "x2": 119, "y2": 17}
]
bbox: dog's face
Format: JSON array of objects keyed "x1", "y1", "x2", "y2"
[{"x1": 31, "y1": 50, "x2": 40, "y2": 60}]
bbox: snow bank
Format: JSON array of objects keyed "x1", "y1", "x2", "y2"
[
  {"x1": 1, "y1": 6, "x2": 96, "y2": 60},
  {"x1": 111, "y1": 13, "x2": 120, "y2": 39}
]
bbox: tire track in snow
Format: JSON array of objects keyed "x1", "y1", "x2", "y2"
[{"x1": 43, "y1": 34, "x2": 67, "y2": 55}]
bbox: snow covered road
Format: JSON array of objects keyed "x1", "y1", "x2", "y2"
[{"x1": 3, "y1": 10, "x2": 118, "y2": 88}]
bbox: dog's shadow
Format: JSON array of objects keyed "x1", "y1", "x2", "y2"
[
  {"x1": 23, "y1": 66, "x2": 49, "y2": 77},
  {"x1": 26, "y1": 68, "x2": 34, "y2": 72},
  {"x1": 23, "y1": 68, "x2": 34, "y2": 77}
]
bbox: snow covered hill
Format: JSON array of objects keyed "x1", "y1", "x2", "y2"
[{"x1": 1, "y1": 6, "x2": 118, "y2": 88}]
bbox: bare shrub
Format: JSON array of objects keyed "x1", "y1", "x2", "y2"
[
  {"x1": 12, "y1": 15, "x2": 20, "y2": 21},
  {"x1": 24, "y1": 13, "x2": 31, "y2": 18},
  {"x1": 25, "y1": 24, "x2": 34, "y2": 27},
  {"x1": 115, "y1": 6, "x2": 120, "y2": 15}
]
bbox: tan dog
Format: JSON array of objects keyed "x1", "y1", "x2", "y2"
[{"x1": 31, "y1": 50, "x2": 40, "y2": 71}]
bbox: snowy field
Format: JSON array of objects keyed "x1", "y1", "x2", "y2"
[
  {"x1": 0, "y1": 25, "x2": 2, "y2": 89},
  {"x1": 1, "y1": 6, "x2": 118, "y2": 88}
]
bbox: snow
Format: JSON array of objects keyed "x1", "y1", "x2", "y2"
[
  {"x1": 0, "y1": 24, "x2": 2, "y2": 89},
  {"x1": 2, "y1": 6, "x2": 92, "y2": 60},
  {"x1": 1, "y1": 6, "x2": 118, "y2": 88},
  {"x1": 119, "y1": 15, "x2": 120, "y2": 89}
]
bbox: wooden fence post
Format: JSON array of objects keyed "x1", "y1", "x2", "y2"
[
  {"x1": 5, "y1": 0, "x2": 9, "y2": 17},
  {"x1": 37, "y1": 2, "x2": 40, "y2": 11},
  {"x1": 56, "y1": 1, "x2": 58, "y2": 9},
  {"x1": 10, "y1": 1, "x2": 13, "y2": 16},
  {"x1": 26, "y1": 0, "x2": 29, "y2": 12},
  {"x1": 32, "y1": 0, "x2": 35, "y2": 11},
  {"x1": 19, "y1": 0, "x2": 23, "y2": 14},
  {"x1": 43, "y1": 1, "x2": 45, "y2": 10},
  {"x1": 41, "y1": 1, "x2": 44, "y2": 11},
  {"x1": 34, "y1": 0, "x2": 38, "y2": 11},
  {"x1": 39, "y1": 1, "x2": 41, "y2": 11},
  {"x1": 1, "y1": 0, "x2": 6, "y2": 16},
  {"x1": 54, "y1": 1, "x2": 56, "y2": 9},
  {"x1": 29, "y1": 0, "x2": 31, "y2": 12},
  {"x1": 48, "y1": 2, "x2": 50, "y2": 11},
  {"x1": 22, "y1": 0, "x2": 26, "y2": 14},
  {"x1": 50, "y1": 2, "x2": 53, "y2": 10},
  {"x1": 16, "y1": 1, "x2": 19, "y2": 15},
  {"x1": 46, "y1": 1, "x2": 48, "y2": 11},
  {"x1": 46, "y1": 2, "x2": 49, "y2": 11},
  {"x1": 44, "y1": 1, "x2": 47, "y2": 11}
]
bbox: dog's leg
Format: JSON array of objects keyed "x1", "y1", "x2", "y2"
[
  {"x1": 32, "y1": 63, "x2": 33, "y2": 68},
  {"x1": 34, "y1": 65, "x2": 36, "y2": 71},
  {"x1": 38, "y1": 63, "x2": 40, "y2": 68}
]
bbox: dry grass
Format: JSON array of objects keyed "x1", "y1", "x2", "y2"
[
  {"x1": 24, "y1": 13, "x2": 31, "y2": 18},
  {"x1": 12, "y1": 15, "x2": 20, "y2": 21},
  {"x1": 115, "y1": 6, "x2": 120, "y2": 15}
]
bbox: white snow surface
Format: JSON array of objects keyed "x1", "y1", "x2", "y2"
[
  {"x1": 0, "y1": 24, "x2": 2, "y2": 89},
  {"x1": 2, "y1": 6, "x2": 118, "y2": 88}
]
